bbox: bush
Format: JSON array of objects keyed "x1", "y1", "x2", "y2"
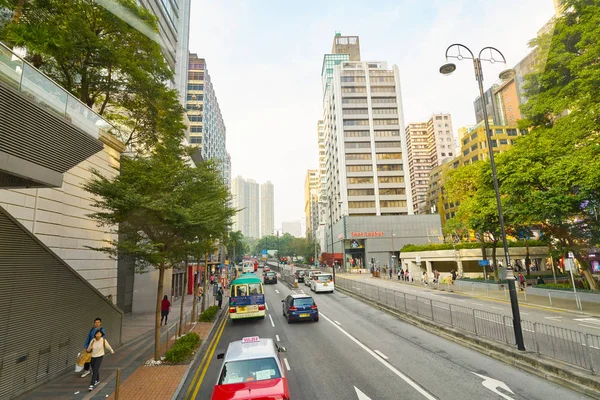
[
  {"x1": 199, "y1": 305, "x2": 220, "y2": 322},
  {"x1": 165, "y1": 332, "x2": 201, "y2": 363},
  {"x1": 401, "y1": 240, "x2": 547, "y2": 253},
  {"x1": 537, "y1": 282, "x2": 599, "y2": 293}
]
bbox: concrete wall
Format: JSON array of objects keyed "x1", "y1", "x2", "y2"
[
  {"x1": 0, "y1": 135, "x2": 123, "y2": 302},
  {"x1": 132, "y1": 269, "x2": 174, "y2": 314}
]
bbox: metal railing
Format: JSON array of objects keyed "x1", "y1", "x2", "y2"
[
  {"x1": 336, "y1": 276, "x2": 599, "y2": 373},
  {"x1": 0, "y1": 41, "x2": 114, "y2": 139}
]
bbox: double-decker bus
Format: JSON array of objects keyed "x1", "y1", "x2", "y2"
[{"x1": 228, "y1": 274, "x2": 266, "y2": 320}]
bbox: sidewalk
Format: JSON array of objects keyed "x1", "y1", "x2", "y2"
[
  {"x1": 339, "y1": 272, "x2": 600, "y2": 316},
  {"x1": 18, "y1": 296, "x2": 197, "y2": 400}
]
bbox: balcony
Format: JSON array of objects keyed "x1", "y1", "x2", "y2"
[{"x1": 0, "y1": 42, "x2": 106, "y2": 188}]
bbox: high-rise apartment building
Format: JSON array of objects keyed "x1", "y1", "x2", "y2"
[
  {"x1": 321, "y1": 34, "x2": 413, "y2": 223},
  {"x1": 186, "y1": 54, "x2": 230, "y2": 186},
  {"x1": 232, "y1": 176, "x2": 249, "y2": 236},
  {"x1": 247, "y1": 179, "x2": 260, "y2": 238},
  {"x1": 282, "y1": 220, "x2": 304, "y2": 238},
  {"x1": 406, "y1": 114, "x2": 454, "y2": 214},
  {"x1": 317, "y1": 120, "x2": 327, "y2": 196},
  {"x1": 260, "y1": 181, "x2": 275, "y2": 237},
  {"x1": 304, "y1": 170, "x2": 320, "y2": 239}
]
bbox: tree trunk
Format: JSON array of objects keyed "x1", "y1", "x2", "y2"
[
  {"x1": 575, "y1": 255, "x2": 599, "y2": 291},
  {"x1": 524, "y1": 237, "x2": 531, "y2": 277},
  {"x1": 192, "y1": 256, "x2": 200, "y2": 323},
  {"x1": 201, "y1": 252, "x2": 209, "y2": 313},
  {"x1": 154, "y1": 264, "x2": 165, "y2": 361},
  {"x1": 491, "y1": 244, "x2": 497, "y2": 282},
  {"x1": 178, "y1": 257, "x2": 188, "y2": 337}
]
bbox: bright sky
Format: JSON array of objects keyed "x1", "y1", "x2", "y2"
[{"x1": 188, "y1": 0, "x2": 555, "y2": 229}]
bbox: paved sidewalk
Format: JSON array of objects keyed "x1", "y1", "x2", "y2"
[{"x1": 18, "y1": 297, "x2": 197, "y2": 400}]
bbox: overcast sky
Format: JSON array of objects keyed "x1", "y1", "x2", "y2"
[{"x1": 188, "y1": 0, "x2": 555, "y2": 230}]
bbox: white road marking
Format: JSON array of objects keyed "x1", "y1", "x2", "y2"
[
  {"x1": 544, "y1": 316, "x2": 562, "y2": 321},
  {"x1": 320, "y1": 312, "x2": 435, "y2": 400},
  {"x1": 454, "y1": 299, "x2": 466, "y2": 303},
  {"x1": 334, "y1": 320, "x2": 341, "y2": 326},
  {"x1": 574, "y1": 318, "x2": 600, "y2": 325},
  {"x1": 355, "y1": 386, "x2": 373, "y2": 400},
  {"x1": 284, "y1": 358, "x2": 291, "y2": 371},
  {"x1": 275, "y1": 289, "x2": 280, "y2": 294},
  {"x1": 265, "y1": 303, "x2": 269, "y2": 311},
  {"x1": 579, "y1": 324, "x2": 600, "y2": 331},
  {"x1": 491, "y1": 306, "x2": 503, "y2": 310},
  {"x1": 268, "y1": 314, "x2": 275, "y2": 328},
  {"x1": 276, "y1": 335, "x2": 280, "y2": 342},
  {"x1": 374, "y1": 350, "x2": 388, "y2": 360},
  {"x1": 521, "y1": 312, "x2": 530, "y2": 315},
  {"x1": 473, "y1": 303, "x2": 484, "y2": 307},
  {"x1": 472, "y1": 372, "x2": 515, "y2": 400}
]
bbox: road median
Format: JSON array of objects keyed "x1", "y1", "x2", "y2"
[{"x1": 336, "y1": 284, "x2": 600, "y2": 399}]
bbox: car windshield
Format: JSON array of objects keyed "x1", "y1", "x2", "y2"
[
  {"x1": 266, "y1": 272, "x2": 276, "y2": 277},
  {"x1": 218, "y1": 357, "x2": 281, "y2": 384},
  {"x1": 317, "y1": 275, "x2": 332, "y2": 282},
  {"x1": 298, "y1": 271, "x2": 306, "y2": 276},
  {"x1": 293, "y1": 298, "x2": 314, "y2": 307},
  {"x1": 248, "y1": 283, "x2": 262, "y2": 294}
]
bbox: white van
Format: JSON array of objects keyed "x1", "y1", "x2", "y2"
[
  {"x1": 310, "y1": 273, "x2": 334, "y2": 293},
  {"x1": 242, "y1": 262, "x2": 254, "y2": 274}
]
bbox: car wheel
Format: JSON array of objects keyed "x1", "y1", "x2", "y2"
[
  {"x1": 314, "y1": 317, "x2": 319, "y2": 322},
  {"x1": 287, "y1": 316, "x2": 292, "y2": 324}
]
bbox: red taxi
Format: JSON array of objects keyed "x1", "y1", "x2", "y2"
[{"x1": 211, "y1": 336, "x2": 290, "y2": 400}]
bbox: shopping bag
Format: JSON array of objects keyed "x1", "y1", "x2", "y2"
[{"x1": 75, "y1": 353, "x2": 84, "y2": 372}]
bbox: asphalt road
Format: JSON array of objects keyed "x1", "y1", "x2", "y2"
[{"x1": 180, "y1": 268, "x2": 591, "y2": 400}]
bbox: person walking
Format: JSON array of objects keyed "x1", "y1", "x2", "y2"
[
  {"x1": 81, "y1": 318, "x2": 106, "y2": 378},
  {"x1": 216, "y1": 286, "x2": 224, "y2": 308},
  {"x1": 422, "y1": 271, "x2": 429, "y2": 286},
  {"x1": 406, "y1": 270, "x2": 411, "y2": 283},
  {"x1": 434, "y1": 269, "x2": 440, "y2": 284},
  {"x1": 196, "y1": 284, "x2": 204, "y2": 303},
  {"x1": 86, "y1": 329, "x2": 114, "y2": 391},
  {"x1": 451, "y1": 269, "x2": 457, "y2": 284},
  {"x1": 160, "y1": 295, "x2": 171, "y2": 326},
  {"x1": 389, "y1": 268, "x2": 393, "y2": 279}
]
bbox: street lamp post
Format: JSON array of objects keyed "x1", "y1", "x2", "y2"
[
  {"x1": 273, "y1": 229, "x2": 283, "y2": 270},
  {"x1": 391, "y1": 230, "x2": 396, "y2": 276},
  {"x1": 319, "y1": 195, "x2": 337, "y2": 283},
  {"x1": 440, "y1": 44, "x2": 525, "y2": 351}
]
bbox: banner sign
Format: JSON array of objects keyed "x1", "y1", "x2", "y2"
[
  {"x1": 351, "y1": 231, "x2": 385, "y2": 237},
  {"x1": 229, "y1": 294, "x2": 265, "y2": 306}
]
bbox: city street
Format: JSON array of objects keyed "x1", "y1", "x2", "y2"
[{"x1": 178, "y1": 269, "x2": 590, "y2": 400}]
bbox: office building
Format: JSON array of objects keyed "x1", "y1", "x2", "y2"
[
  {"x1": 304, "y1": 170, "x2": 320, "y2": 239},
  {"x1": 186, "y1": 54, "x2": 230, "y2": 185},
  {"x1": 282, "y1": 220, "x2": 303, "y2": 238},
  {"x1": 232, "y1": 176, "x2": 249, "y2": 236},
  {"x1": 317, "y1": 120, "x2": 327, "y2": 197},
  {"x1": 406, "y1": 114, "x2": 455, "y2": 214},
  {"x1": 321, "y1": 34, "x2": 413, "y2": 223},
  {"x1": 331, "y1": 32, "x2": 361, "y2": 61},
  {"x1": 261, "y1": 181, "x2": 275, "y2": 237}
]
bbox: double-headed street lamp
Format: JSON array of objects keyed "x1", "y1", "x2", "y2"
[{"x1": 440, "y1": 44, "x2": 525, "y2": 351}]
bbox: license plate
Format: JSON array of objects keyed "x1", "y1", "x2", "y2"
[
  {"x1": 299, "y1": 313, "x2": 310, "y2": 317},
  {"x1": 323, "y1": 283, "x2": 328, "y2": 286},
  {"x1": 237, "y1": 306, "x2": 246, "y2": 312}
]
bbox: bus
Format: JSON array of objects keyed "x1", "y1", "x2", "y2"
[{"x1": 229, "y1": 274, "x2": 266, "y2": 320}]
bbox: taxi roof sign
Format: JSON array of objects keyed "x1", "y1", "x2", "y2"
[{"x1": 242, "y1": 336, "x2": 260, "y2": 343}]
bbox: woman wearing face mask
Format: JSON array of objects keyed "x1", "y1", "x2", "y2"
[{"x1": 86, "y1": 329, "x2": 115, "y2": 391}]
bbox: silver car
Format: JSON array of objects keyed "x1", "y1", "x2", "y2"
[{"x1": 304, "y1": 270, "x2": 321, "y2": 286}]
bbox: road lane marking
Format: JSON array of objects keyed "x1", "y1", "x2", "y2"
[
  {"x1": 265, "y1": 303, "x2": 269, "y2": 311},
  {"x1": 275, "y1": 289, "x2": 280, "y2": 294},
  {"x1": 269, "y1": 314, "x2": 275, "y2": 328},
  {"x1": 521, "y1": 312, "x2": 530, "y2": 315},
  {"x1": 491, "y1": 306, "x2": 503, "y2": 310},
  {"x1": 472, "y1": 372, "x2": 515, "y2": 400},
  {"x1": 454, "y1": 299, "x2": 465, "y2": 303},
  {"x1": 473, "y1": 303, "x2": 484, "y2": 306},
  {"x1": 276, "y1": 335, "x2": 280, "y2": 342},
  {"x1": 355, "y1": 386, "x2": 373, "y2": 400},
  {"x1": 320, "y1": 312, "x2": 435, "y2": 400},
  {"x1": 544, "y1": 316, "x2": 562, "y2": 321},
  {"x1": 334, "y1": 320, "x2": 341, "y2": 325},
  {"x1": 187, "y1": 316, "x2": 228, "y2": 400},
  {"x1": 579, "y1": 324, "x2": 600, "y2": 330},
  {"x1": 284, "y1": 358, "x2": 291, "y2": 371},
  {"x1": 575, "y1": 318, "x2": 600, "y2": 325},
  {"x1": 374, "y1": 350, "x2": 388, "y2": 360}
]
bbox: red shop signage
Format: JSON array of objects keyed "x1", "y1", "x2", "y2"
[{"x1": 351, "y1": 231, "x2": 385, "y2": 237}]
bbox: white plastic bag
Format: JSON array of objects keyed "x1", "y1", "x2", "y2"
[{"x1": 75, "y1": 353, "x2": 83, "y2": 372}]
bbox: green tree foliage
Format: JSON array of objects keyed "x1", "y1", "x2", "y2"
[
  {"x1": 0, "y1": 0, "x2": 178, "y2": 149},
  {"x1": 227, "y1": 230, "x2": 247, "y2": 264},
  {"x1": 498, "y1": 0, "x2": 600, "y2": 289},
  {"x1": 84, "y1": 133, "x2": 234, "y2": 360},
  {"x1": 254, "y1": 234, "x2": 319, "y2": 262}
]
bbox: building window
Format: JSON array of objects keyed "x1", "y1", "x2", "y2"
[
  {"x1": 342, "y1": 87, "x2": 367, "y2": 93},
  {"x1": 376, "y1": 153, "x2": 402, "y2": 159},
  {"x1": 375, "y1": 141, "x2": 401, "y2": 148},
  {"x1": 347, "y1": 165, "x2": 373, "y2": 172},
  {"x1": 345, "y1": 142, "x2": 371, "y2": 149},
  {"x1": 377, "y1": 164, "x2": 402, "y2": 171},
  {"x1": 190, "y1": 136, "x2": 202, "y2": 144},
  {"x1": 187, "y1": 84, "x2": 204, "y2": 92},
  {"x1": 345, "y1": 131, "x2": 370, "y2": 138},
  {"x1": 342, "y1": 98, "x2": 368, "y2": 104},
  {"x1": 380, "y1": 200, "x2": 406, "y2": 208},
  {"x1": 347, "y1": 177, "x2": 374, "y2": 184},
  {"x1": 190, "y1": 126, "x2": 203, "y2": 132},
  {"x1": 448, "y1": 152, "x2": 453, "y2": 156},
  {"x1": 372, "y1": 108, "x2": 397, "y2": 115},
  {"x1": 372, "y1": 119, "x2": 399, "y2": 126},
  {"x1": 379, "y1": 188, "x2": 405, "y2": 195},
  {"x1": 343, "y1": 108, "x2": 369, "y2": 115},
  {"x1": 345, "y1": 153, "x2": 372, "y2": 160},
  {"x1": 349, "y1": 201, "x2": 376, "y2": 208},
  {"x1": 348, "y1": 189, "x2": 375, "y2": 196},
  {"x1": 378, "y1": 176, "x2": 404, "y2": 183},
  {"x1": 344, "y1": 119, "x2": 370, "y2": 126},
  {"x1": 371, "y1": 97, "x2": 396, "y2": 104},
  {"x1": 188, "y1": 72, "x2": 204, "y2": 81},
  {"x1": 500, "y1": 139, "x2": 508, "y2": 145},
  {"x1": 507, "y1": 129, "x2": 518, "y2": 136},
  {"x1": 492, "y1": 140, "x2": 498, "y2": 147},
  {"x1": 374, "y1": 130, "x2": 400, "y2": 137},
  {"x1": 370, "y1": 86, "x2": 396, "y2": 93},
  {"x1": 188, "y1": 114, "x2": 203, "y2": 122}
]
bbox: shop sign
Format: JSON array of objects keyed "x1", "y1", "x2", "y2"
[{"x1": 351, "y1": 231, "x2": 384, "y2": 237}]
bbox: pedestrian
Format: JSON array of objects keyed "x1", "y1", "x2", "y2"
[
  {"x1": 434, "y1": 269, "x2": 440, "y2": 284},
  {"x1": 400, "y1": 269, "x2": 405, "y2": 281},
  {"x1": 518, "y1": 273, "x2": 525, "y2": 291},
  {"x1": 196, "y1": 284, "x2": 204, "y2": 302},
  {"x1": 210, "y1": 274, "x2": 215, "y2": 285},
  {"x1": 451, "y1": 269, "x2": 457, "y2": 284},
  {"x1": 422, "y1": 272, "x2": 428, "y2": 285},
  {"x1": 107, "y1": 294, "x2": 113, "y2": 303},
  {"x1": 406, "y1": 270, "x2": 411, "y2": 283},
  {"x1": 160, "y1": 295, "x2": 171, "y2": 326},
  {"x1": 389, "y1": 268, "x2": 393, "y2": 279},
  {"x1": 536, "y1": 276, "x2": 546, "y2": 285},
  {"x1": 80, "y1": 318, "x2": 106, "y2": 378},
  {"x1": 216, "y1": 286, "x2": 224, "y2": 308},
  {"x1": 86, "y1": 329, "x2": 114, "y2": 391}
]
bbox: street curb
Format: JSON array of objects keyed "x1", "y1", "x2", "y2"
[
  {"x1": 170, "y1": 307, "x2": 227, "y2": 400},
  {"x1": 337, "y1": 286, "x2": 600, "y2": 399}
]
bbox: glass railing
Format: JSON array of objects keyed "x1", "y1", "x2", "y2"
[{"x1": 0, "y1": 41, "x2": 114, "y2": 139}]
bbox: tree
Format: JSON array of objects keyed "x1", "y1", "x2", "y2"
[
  {"x1": 84, "y1": 133, "x2": 234, "y2": 360},
  {"x1": 498, "y1": 0, "x2": 600, "y2": 290},
  {"x1": 1, "y1": 0, "x2": 178, "y2": 150},
  {"x1": 227, "y1": 231, "x2": 246, "y2": 264}
]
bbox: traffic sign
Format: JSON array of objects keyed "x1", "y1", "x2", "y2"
[{"x1": 478, "y1": 260, "x2": 490, "y2": 267}]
